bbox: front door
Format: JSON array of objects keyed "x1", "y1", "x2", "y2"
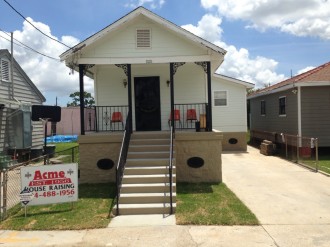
[{"x1": 134, "y1": 77, "x2": 161, "y2": 131}]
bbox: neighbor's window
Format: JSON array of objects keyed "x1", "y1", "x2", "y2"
[
  {"x1": 261, "y1": 100, "x2": 266, "y2": 115},
  {"x1": 136, "y1": 29, "x2": 151, "y2": 48},
  {"x1": 279, "y1": 96, "x2": 286, "y2": 115},
  {"x1": 214, "y1": 90, "x2": 227, "y2": 106},
  {"x1": 0, "y1": 58, "x2": 10, "y2": 82}
]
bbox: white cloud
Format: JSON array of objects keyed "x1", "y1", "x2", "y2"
[
  {"x1": 0, "y1": 18, "x2": 93, "y2": 106},
  {"x1": 125, "y1": 0, "x2": 165, "y2": 9},
  {"x1": 182, "y1": 14, "x2": 286, "y2": 88},
  {"x1": 201, "y1": 0, "x2": 330, "y2": 40},
  {"x1": 297, "y1": 66, "x2": 315, "y2": 75}
]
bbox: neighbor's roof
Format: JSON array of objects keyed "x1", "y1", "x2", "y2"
[
  {"x1": 60, "y1": 6, "x2": 227, "y2": 61},
  {"x1": 214, "y1": 73, "x2": 254, "y2": 88},
  {"x1": 0, "y1": 49, "x2": 46, "y2": 102},
  {"x1": 248, "y1": 61, "x2": 330, "y2": 98}
]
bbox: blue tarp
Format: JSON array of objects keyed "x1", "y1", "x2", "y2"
[{"x1": 46, "y1": 135, "x2": 78, "y2": 143}]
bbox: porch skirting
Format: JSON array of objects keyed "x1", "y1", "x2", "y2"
[
  {"x1": 77, "y1": 131, "x2": 223, "y2": 184},
  {"x1": 221, "y1": 132, "x2": 247, "y2": 152}
]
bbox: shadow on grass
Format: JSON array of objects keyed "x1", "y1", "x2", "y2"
[
  {"x1": 79, "y1": 183, "x2": 116, "y2": 199},
  {"x1": 177, "y1": 182, "x2": 216, "y2": 194}
]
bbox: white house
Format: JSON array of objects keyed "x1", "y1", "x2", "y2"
[
  {"x1": 60, "y1": 7, "x2": 252, "y2": 215},
  {"x1": 0, "y1": 49, "x2": 46, "y2": 164}
]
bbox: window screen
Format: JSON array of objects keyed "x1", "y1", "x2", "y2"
[{"x1": 214, "y1": 91, "x2": 227, "y2": 106}]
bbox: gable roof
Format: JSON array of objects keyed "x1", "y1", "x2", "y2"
[
  {"x1": 214, "y1": 73, "x2": 254, "y2": 88},
  {"x1": 0, "y1": 49, "x2": 46, "y2": 103},
  {"x1": 60, "y1": 6, "x2": 226, "y2": 62},
  {"x1": 248, "y1": 61, "x2": 330, "y2": 99}
]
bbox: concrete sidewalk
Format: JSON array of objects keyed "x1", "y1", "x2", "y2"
[{"x1": 0, "y1": 146, "x2": 329, "y2": 246}]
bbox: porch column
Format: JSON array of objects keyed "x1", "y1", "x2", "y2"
[
  {"x1": 170, "y1": 63, "x2": 175, "y2": 132},
  {"x1": 206, "y1": 61, "x2": 212, "y2": 131},
  {"x1": 127, "y1": 64, "x2": 133, "y2": 133},
  {"x1": 79, "y1": 64, "x2": 85, "y2": 135}
]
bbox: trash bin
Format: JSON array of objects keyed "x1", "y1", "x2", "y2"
[{"x1": 195, "y1": 121, "x2": 200, "y2": 132}]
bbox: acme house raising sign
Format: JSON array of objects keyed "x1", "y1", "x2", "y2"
[{"x1": 20, "y1": 164, "x2": 78, "y2": 206}]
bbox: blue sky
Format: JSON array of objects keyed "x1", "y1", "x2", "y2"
[{"x1": 1, "y1": 0, "x2": 330, "y2": 106}]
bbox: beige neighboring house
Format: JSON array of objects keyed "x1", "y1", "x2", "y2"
[
  {"x1": 59, "y1": 7, "x2": 252, "y2": 215},
  {"x1": 0, "y1": 49, "x2": 46, "y2": 162}
]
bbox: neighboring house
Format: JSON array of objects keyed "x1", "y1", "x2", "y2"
[
  {"x1": 47, "y1": 107, "x2": 95, "y2": 135},
  {"x1": 60, "y1": 7, "x2": 252, "y2": 215},
  {"x1": 0, "y1": 49, "x2": 46, "y2": 162},
  {"x1": 248, "y1": 61, "x2": 330, "y2": 147}
]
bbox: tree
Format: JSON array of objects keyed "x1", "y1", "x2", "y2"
[{"x1": 67, "y1": 91, "x2": 95, "y2": 107}]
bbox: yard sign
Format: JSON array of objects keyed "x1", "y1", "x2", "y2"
[{"x1": 20, "y1": 164, "x2": 78, "y2": 206}]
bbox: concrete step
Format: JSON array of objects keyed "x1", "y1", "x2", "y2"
[
  {"x1": 127, "y1": 151, "x2": 170, "y2": 159},
  {"x1": 126, "y1": 158, "x2": 169, "y2": 167},
  {"x1": 131, "y1": 132, "x2": 170, "y2": 140},
  {"x1": 119, "y1": 192, "x2": 176, "y2": 204},
  {"x1": 121, "y1": 183, "x2": 176, "y2": 193},
  {"x1": 129, "y1": 144, "x2": 171, "y2": 152},
  {"x1": 122, "y1": 174, "x2": 176, "y2": 184},
  {"x1": 124, "y1": 166, "x2": 176, "y2": 175},
  {"x1": 114, "y1": 203, "x2": 176, "y2": 215},
  {"x1": 130, "y1": 139, "x2": 170, "y2": 146}
]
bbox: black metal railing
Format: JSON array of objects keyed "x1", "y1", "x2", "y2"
[
  {"x1": 169, "y1": 126, "x2": 174, "y2": 214},
  {"x1": 115, "y1": 112, "x2": 132, "y2": 215},
  {"x1": 85, "y1": 105, "x2": 129, "y2": 132},
  {"x1": 172, "y1": 103, "x2": 208, "y2": 130}
]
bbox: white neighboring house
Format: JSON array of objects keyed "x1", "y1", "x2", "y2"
[{"x1": 0, "y1": 49, "x2": 46, "y2": 161}]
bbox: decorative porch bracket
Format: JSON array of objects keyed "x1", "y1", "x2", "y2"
[
  {"x1": 170, "y1": 62, "x2": 185, "y2": 132},
  {"x1": 195, "y1": 61, "x2": 212, "y2": 131},
  {"x1": 115, "y1": 64, "x2": 132, "y2": 133}
]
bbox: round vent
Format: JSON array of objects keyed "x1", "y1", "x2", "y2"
[
  {"x1": 228, "y1": 138, "x2": 238, "y2": 145},
  {"x1": 187, "y1": 157, "x2": 204, "y2": 168},
  {"x1": 97, "y1": 159, "x2": 114, "y2": 170}
]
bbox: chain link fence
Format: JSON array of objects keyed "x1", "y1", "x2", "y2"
[
  {"x1": 251, "y1": 130, "x2": 320, "y2": 173},
  {"x1": 0, "y1": 146, "x2": 78, "y2": 221}
]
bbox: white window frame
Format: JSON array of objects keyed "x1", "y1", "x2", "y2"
[
  {"x1": 213, "y1": 90, "x2": 228, "y2": 107},
  {"x1": 1, "y1": 58, "x2": 11, "y2": 82},
  {"x1": 279, "y1": 96, "x2": 286, "y2": 117},
  {"x1": 136, "y1": 28, "x2": 152, "y2": 49},
  {"x1": 260, "y1": 100, "x2": 266, "y2": 116}
]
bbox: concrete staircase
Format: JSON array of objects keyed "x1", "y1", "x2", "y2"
[{"x1": 115, "y1": 131, "x2": 176, "y2": 215}]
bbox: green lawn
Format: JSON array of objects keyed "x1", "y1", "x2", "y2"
[
  {"x1": 0, "y1": 183, "x2": 115, "y2": 230},
  {"x1": 0, "y1": 182, "x2": 258, "y2": 230},
  {"x1": 176, "y1": 183, "x2": 258, "y2": 225},
  {"x1": 317, "y1": 155, "x2": 330, "y2": 174}
]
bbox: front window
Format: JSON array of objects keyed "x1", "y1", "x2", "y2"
[
  {"x1": 214, "y1": 90, "x2": 227, "y2": 106},
  {"x1": 261, "y1": 100, "x2": 266, "y2": 115},
  {"x1": 279, "y1": 96, "x2": 286, "y2": 115}
]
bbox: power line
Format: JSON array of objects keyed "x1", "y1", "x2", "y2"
[
  {"x1": 2, "y1": 0, "x2": 72, "y2": 49},
  {"x1": 0, "y1": 30, "x2": 60, "y2": 61}
]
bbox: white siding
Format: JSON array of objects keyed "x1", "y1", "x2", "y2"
[
  {"x1": 95, "y1": 63, "x2": 207, "y2": 131},
  {"x1": 82, "y1": 15, "x2": 209, "y2": 60},
  {"x1": 212, "y1": 77, "x2": 248, "y2": 132},
  {"x1": 0, "y1": 52, "x2": 44, "y2": 151}
]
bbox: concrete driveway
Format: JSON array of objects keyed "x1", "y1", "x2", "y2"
[{"x1": 222, "y1": 146, "x2": 330, "y2": 246}]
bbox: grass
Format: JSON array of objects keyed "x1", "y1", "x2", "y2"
[
  {"x1": 0, "y1": 182, "x2": 258, "y2": 230},
  {"x1": 317, "y1": 155, "x2": 330, "y2": 174},
  {"x1": 0, "y1": 183, "x2": 115, "y2": 230},
  {"x1": 176, "y1": 183, "x2": 259, "y2": 225},
  {"x1": 52, "y1": 142, "x2": 79, "y2": 163}
]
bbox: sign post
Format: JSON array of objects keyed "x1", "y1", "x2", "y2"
[{"x1": 20, "y1": 164, "x2": 78, "y2": 207}]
